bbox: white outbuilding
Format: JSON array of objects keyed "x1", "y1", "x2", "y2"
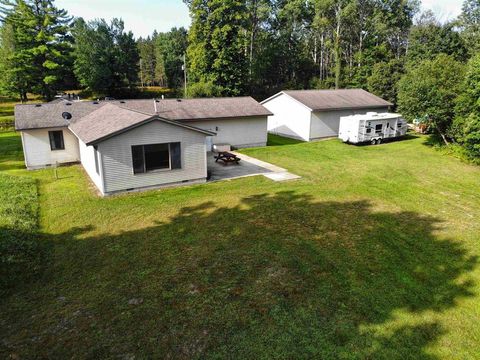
[{"x1": 261, "y1": 89, "x2": 392, "y2": 141}]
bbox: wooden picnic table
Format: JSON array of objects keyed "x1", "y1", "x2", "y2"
[{"x1": 214, "y1": 151, "x2": 241, "y2": 165}]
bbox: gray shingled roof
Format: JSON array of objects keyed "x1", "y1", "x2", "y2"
[
  {"x1": 15, "y1": 96, "x2": 272, "y2": 132},
  {"x1": 69, "y1": 103, "x2": 216, "y2": 145},
  {"x1": 15, "y1": 101, "x2": 107, "y2": 130},
  {"x1": 263, "y1": 89, "x2": 392, "y2": 111},
  {"x1": 112, "y1": 97, "x2": 273, "y2": 121}
]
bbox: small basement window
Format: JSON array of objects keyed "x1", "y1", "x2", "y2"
[
  {"x1": 49, "y1": 130, "x2": 65, "y2": 150},
  {"x1": 375, "y1": 124, "x2": 383, "y2": 134},
  {"x1": 131, "y1": 142, "x2": 181, "y2": 174}
]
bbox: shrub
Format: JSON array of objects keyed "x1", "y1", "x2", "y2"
[
  {"x1": 187, "y1": 80, "x2": 223, "y2": 98},
  {"x1": 463, "y1": 113, "x2": 480, "y2": 160},
  {"x1": 0, "y1": 174, "x2": 41, "y2": 295}
]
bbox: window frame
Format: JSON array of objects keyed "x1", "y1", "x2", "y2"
[
  {"x1": 144, "y1": 143, "x2": 171, "y2": 172},
  {"x1": 48, "y1": 130, "x2": 65, "y2": 151},
  {"x1": 375, "y1": 124, "x2": 383, "y2": 134},
  {"x1": 131, "y1": 142, "x2": 181, "y2": 175},
  {"x1": 94, "y1": 146, "x2": 100, "y2": 175}
]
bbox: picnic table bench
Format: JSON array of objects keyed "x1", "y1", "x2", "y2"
[{"x1": 214, "y1": 151, "x2": 241, "y2": 165}]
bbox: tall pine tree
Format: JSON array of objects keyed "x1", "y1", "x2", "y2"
[
  {"x1": 0, "y1": 0, "x2": 72, "y2": 100},
  {"x1": 186, "y1": 0, "x2": 249, "y2": 96},
  {"x1": 72, "y1": 18, "x2": 139, "y2": 94}
]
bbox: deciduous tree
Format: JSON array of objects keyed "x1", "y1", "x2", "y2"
[{"x1": 398, "y1": 54, "x2": 465, "y2": 144}]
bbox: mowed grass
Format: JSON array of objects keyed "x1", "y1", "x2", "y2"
[
  {"x1": 0, "y1": 99, "x2": 15, "y2": 130},
  {"x1": 0, "y1": 131, "x2": 480, "y2": 359},
  {"x1": 0, "y1": 96, "x2": 42, "y2": 130}
]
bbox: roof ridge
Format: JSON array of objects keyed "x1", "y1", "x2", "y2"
[
  {"x1": 154, "y1": 96, "x2": 255, "y2": 101},
  {"x1": 284, "y1": 88, "x2": 364, "y2": 92},
  {"x1": 116, "y1": 104, "x2": 156, "y2": 117}
]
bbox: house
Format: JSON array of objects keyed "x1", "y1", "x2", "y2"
[
  {"x1": 261, "y1": 89, "x2": 392, "y2": 141},
  {"x1": 15, "y1": 97, "x2": 271, "y2": 195}
]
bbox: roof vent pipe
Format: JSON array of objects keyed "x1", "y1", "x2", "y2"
[
  {"x1": 162, "y1": 95, "x2": 164, "y2": 100},
  {"x1": 154, "y1": 99, "x2": 157, "y2": 114}
]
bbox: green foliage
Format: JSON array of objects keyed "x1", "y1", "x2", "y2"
[
  {"x1": 154, "y1": 27, "x2": 188, "y2": 89},
  {"x1": 138, "y1": 37, "x2": 158, "y2": 87},
  {"x1": 454, "y1": 53, "x2": 480, "y2": 159},
  {"x1": 186, "y1": 0, "x2": 249, "y2": 96},
  {"x1": 463, "y1": 113, "x2": 480, "y2": 159},
  {"x1": 407, "y1": 12, "x2": 468, "y2": 64},
  {"x1": 398, "y1": 54, "x2": 465, "y2": 139},
  {"x1": 456, "y1": 52, "x2": 480, "y2": 118},
  {"x1": 72, "y1": 18, "x2": 139, "y2": 94},
  {"x1": 0, "y1": 0, "x2": 73, "y2": 100},
  {"x1": 367, "y1": 59, "x2": 404, "y2": 105},
  {"x1": 0, "y1": 173, "x2": 40, "y2": 295},
  {"x1": 187, "y1": 79, "x2": 223, "y2": 97},
  {"x1": 0, "y1": 22, "x2": 21, "y2": 98},
  {"x1": 459, "y1": 0, "x2": 480, "y2": 56}
]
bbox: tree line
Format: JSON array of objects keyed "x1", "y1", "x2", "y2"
[{"x1": 0, "y1": 0, "x2": 480, "y2": 159}]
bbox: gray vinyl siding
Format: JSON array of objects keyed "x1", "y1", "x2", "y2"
[
  {"x1": 188, "y1": 116, "x2": 268, "y2": 148},
  {"x1": 309, "y1": 107, "x2": 389, "y2": 140},
  {"x1": 98, "y1": 120, "x2": 208, "y2": 194}
]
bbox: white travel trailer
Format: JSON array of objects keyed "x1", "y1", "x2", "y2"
[{"x1": 338, "y1": 112, "x2": 408, "y2": 145}]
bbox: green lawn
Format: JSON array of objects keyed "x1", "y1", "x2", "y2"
[
  {"x1": 0, "y1": 131, "x2": 479, "y2": 359},
  {"x1": 0, "y1": 96, "x2": 43, "y2": 131},
  {"x1": 0, "y1": 98, "x2": 15, "y2": 130}
]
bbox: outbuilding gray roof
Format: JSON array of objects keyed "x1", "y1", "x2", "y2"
[
  {"x1": 262, "y1": 89, "x2": 392, "y2": 111},
  {"x1": 69, "y1": 103, "x2": 216, "y2": 145},
  {"x1": 15, "y1": 96, "x2": 272, "y2": 132}
]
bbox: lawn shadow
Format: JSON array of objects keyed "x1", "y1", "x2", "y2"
[
  {"x1": 0, "y1": 192, "x2": 477, "y2": 359},
  {"x1": 0, "y1": 161, "x2": 25, "y2": 171},
  {"x1": 344, "y1": 132, "x2": 421, "y2": 147},
  {"x1": 422, "y1": 133, "x2": 445, "y2": 148},
  {"x1": 267, "y1": 133, "x2": 305, "y2": 146}
]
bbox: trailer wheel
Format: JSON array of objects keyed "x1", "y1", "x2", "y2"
[
  {"x1": 371, "y1": 139, "x2": 377, "y2": 145},
  {"x1": 376, "y1": 138, "x2": 382, "y2": 145}
]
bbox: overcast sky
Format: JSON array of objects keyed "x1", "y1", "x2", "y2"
[{"x1": 56, "y1": 0, "x2": 463, "y2": 39}]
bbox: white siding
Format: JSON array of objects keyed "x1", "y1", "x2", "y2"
[
  {"x1": 188, "y1": 116, "x2": 268, "y2": 149},
  {"x1": 263, "y1": 94, "x2": 312, "y2": 141},
  {"x1": 78, "y1": 139, "x2": 104, "y2": 194},
  {"x1": 309, "y1": 107, "x2": 389, "y2": 140},
  {"x1": 99, "y1": 120, "x2": 207, "y2": 194},
  {"x1": 21, "y1": 127, "x2": 80, "y2": 169}
]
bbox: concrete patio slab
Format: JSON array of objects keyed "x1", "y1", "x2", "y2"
[
  {"x1": 207, "y1": 152, "x2": 300, "y2": 182},
  {"x1": 263, "y1": 172, "x2": 302, "y2": 181}
]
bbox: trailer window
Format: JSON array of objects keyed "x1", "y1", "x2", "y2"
[
  {"x1": 398, "y1": 123, "x2": 402, "y2": 127},
  {"x1": 375, "y1": 124, "x2": 383, "y2": 133},
  {"x1": 366, "y1": 128, "x2": 371, "y2": 134}
]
